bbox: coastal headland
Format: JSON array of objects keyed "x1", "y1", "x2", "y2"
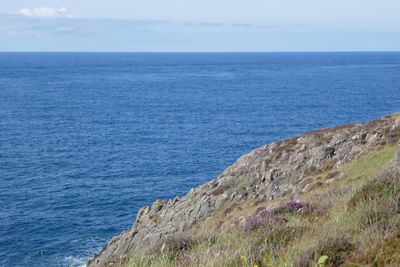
[{"x1": 89, "y1": 112, "x2": 400, "y2": 267}]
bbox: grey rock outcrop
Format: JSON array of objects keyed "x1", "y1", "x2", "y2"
[{"x1": 88, "y1": 113, "x2": 400, "y2": 267}]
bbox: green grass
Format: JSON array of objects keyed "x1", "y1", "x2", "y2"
[{"x1": 341, "y1": 144, "x2": 397, "y2": 182}]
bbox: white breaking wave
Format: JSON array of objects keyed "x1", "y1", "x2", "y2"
[{"x1": 64, "y1": 255, "x2": 87, "y2": 267}]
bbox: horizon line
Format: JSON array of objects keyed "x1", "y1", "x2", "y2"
[{"x1": 1, "y1": 50, "x2": 400, "y2": 53}]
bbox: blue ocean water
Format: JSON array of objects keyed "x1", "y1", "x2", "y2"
[{"x1": 0, "y1": 52, "x2": 399, "y2": 266}]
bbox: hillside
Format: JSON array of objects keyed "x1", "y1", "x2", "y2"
[{"x1": 88, "y1": 113, "x2": 400, "y2": 267}]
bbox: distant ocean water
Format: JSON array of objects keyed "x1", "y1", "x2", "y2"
[{"x1": 0, "y1": 52, "x2": 399, "y2": 266}]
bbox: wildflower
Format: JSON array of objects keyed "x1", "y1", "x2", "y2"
[
  {"x1": 286, "y1": 200, "x2": 315, "y2": 214},
  {"x1": 286, "y1": 200, "x2": 305, "y2": 211},
  {"x1": 244, "y1": 215, "x2": 262, "y2": 231},
  {"x1": 244, "y1": 207, "x2": 277, "y2": 231},
  {"x1": 317, "y1": 255, "x2": 329, "y2": 266},
  {"x1": 241, "y1": 255, "x2": 246, "y2": 263},
  {"x1": 257, "y1": 208, "x2": 274, "y2": 218}
]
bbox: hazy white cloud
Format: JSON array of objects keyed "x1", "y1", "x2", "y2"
[
  {"x1": 17, "y1": 7, "x2": 73, "y2": 18},
  {"x1": 0, "y1": 14, "x2": 399, "y2": 52}
]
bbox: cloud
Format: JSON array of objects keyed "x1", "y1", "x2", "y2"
[
  {"x1": 0, "y1": 13, "x2": 399, "y2": 52},
  {"x1": 17, "y1": 7, "x2": 73, "y2": 18}
]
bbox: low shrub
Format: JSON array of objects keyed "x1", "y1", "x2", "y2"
[
  {"x1": 348, "y1": 169, "x2": 399, "y2": 210},
  {"x1": 244, "y1": 201, "x2": 317, "y2": 232},
  {"x1": 161, "y1": 236, "x2": 198, "y2": 256},
  {"x1": 348, "y1": 228, "x2": 400, "y2": 266},
  {"x1": 294, "y1": 236, "x2": 354, "y2": 267}
]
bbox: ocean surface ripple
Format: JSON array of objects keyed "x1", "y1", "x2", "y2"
[{"x1": 0, "y1": 52, "x2": 399, "y2": 266}]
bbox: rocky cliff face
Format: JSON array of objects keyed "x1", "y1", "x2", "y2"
[{"x1": 88, "y1": 113, "x2": 400, "y2": 267}]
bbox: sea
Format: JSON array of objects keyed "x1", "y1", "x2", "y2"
[{"x1": 0, "y1": 52, "x2": 399, "y2": 266}]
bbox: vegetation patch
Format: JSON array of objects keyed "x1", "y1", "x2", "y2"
[
  {"x1": 341, "y1": 144, "x2": 397, "y2": 182},
  {"x1": 348, "y1": 173, "x2": 398, "y2": 210},
  {"x1": 294, "y1": 236, "x2": 355, "y2": 267},
  {"x1": 362, "y1": 228, "x2": 400, "y2": 265}
]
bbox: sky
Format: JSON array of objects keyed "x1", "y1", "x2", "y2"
[{"x1": 0, "y1": 0, "x2": 400, "y2": 51}]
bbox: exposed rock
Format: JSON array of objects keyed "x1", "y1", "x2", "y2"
[
  {"x1": 392, "y1": 119, "x2": 400, "y2": 131},
  {"x1": 268, "y1": 168, "x2": 278, "y2": 182},
  {"x1": 151, "y1": 200, "x2": 166, "y2": 213},
  {"x1": 88, "y1": 112, "x2": 400, "y2": 267},
  {"x1": 324, "y1": 146, "x2": 336, "y2": 158},
  {"x1": 215, "y1": 193, "x2": 229, "y2": 209},
  {"x1": 330, "y1": 133, "x2": 348, "y2": 146}
]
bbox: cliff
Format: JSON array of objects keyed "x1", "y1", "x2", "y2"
[{"x1": 88, "y1": 113, "x2": 400, "y2": 267}]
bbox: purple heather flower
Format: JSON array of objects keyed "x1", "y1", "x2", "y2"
[
  {"x1": 244, "y1": 208, "x2": 276, "y2": 231},
  {"x1": 286, "y1": 200, "x2": 305, "y2": 211},
  {"x1": 244, "y1": 201, "x2": 318, "y2": 231},
  {"x1": 244, "y1": 215, "x2": 262, "y2": 231},
  {"x1": 286, "y1": 200, "x2": 315, "y2": 213},
  {"x1": 255, "y1": 207, "x2": 267, "y2": 214},
  {"x1": 257, "y1": 208, "x2": 275, "y2": 218}
]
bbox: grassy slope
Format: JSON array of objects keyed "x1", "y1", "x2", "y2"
[{"x1": 127, "y1": 144, "x2": 399, "y2": 267}]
